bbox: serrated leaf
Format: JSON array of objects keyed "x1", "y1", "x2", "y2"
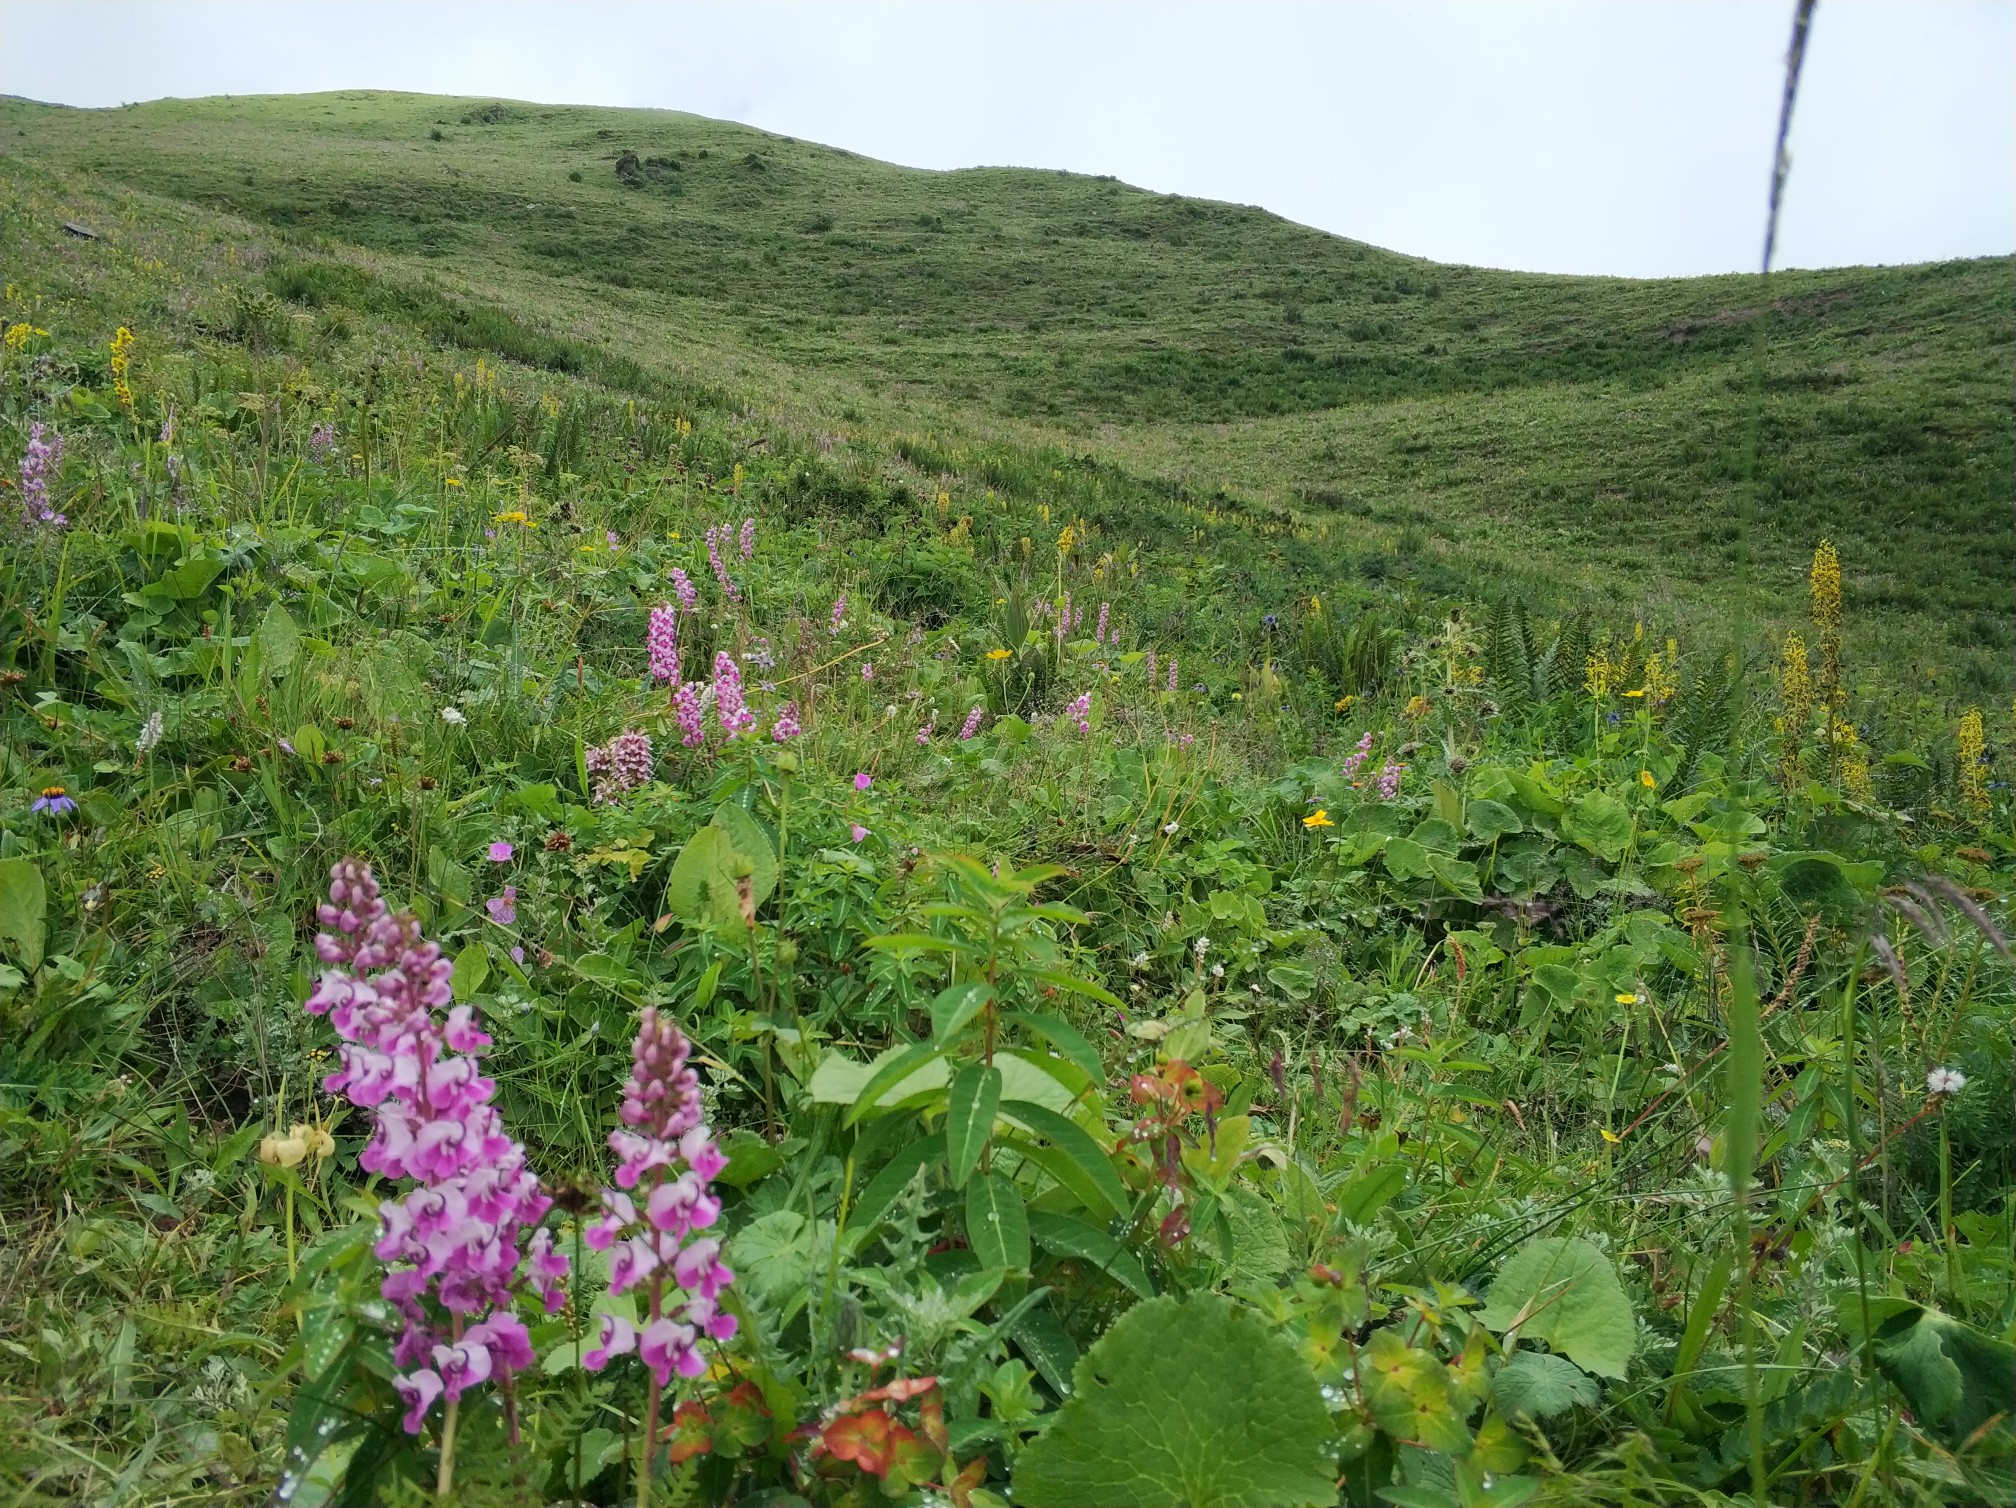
[
  {"x1": 966, "y1": 1171, "x2": 1029, "y2": 1273},
  {"x1": 932, "y1": 980, "x2": 993, "y2": 1042},
  {"x1": 1383, "y1": 836, "x2": 1433, "y2": 881},
  {"x1": 1465, "y1": 798, "x2": 1524, "y2": 841},
  {"x1": 1870, "y1": 1303, "x2": 2016, "y2": 1446},
  {"x1": 1027, "y1": 1211, "x2": 1154, "y2": 1299},
  {"x1": 1013, "y1": 1293, "x2": 1336, "y2": 1508},
  {"x1": 1426, "y1": 853, "x2": 1483, "y2": 903},
  {"x1": 1480, "y1": 1237, "x2": 1636, "y2": 1379},
  {"x1": 1000, "y1": 1099, "x2": 1127, "y2": 1219},
  {"x1": 1562, "y1": 790, "x2": 1633, "y2": 861},
  {"x1": 1491, "y1": 1350, "x2": 1600, "y2": 1418},
  {"x1": 947, "y1": 1063, "x2": 1003, "y2": 1186},
  {"x1": 710, "y1": 801, "x2": 777, "y2": 909}
]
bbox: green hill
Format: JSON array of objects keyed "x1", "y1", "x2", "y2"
[{"x1": 5, "y1": 89, "x2": 2011, "y2": 681}]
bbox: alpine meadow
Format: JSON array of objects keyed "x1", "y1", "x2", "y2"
[{"x1": 0, "y1": 78, "x2": 2012, "y2": 1508}]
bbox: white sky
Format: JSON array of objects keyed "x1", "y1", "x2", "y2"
[{"x1": 3, "y1": 1, "x2": 2010, "y2": 278}]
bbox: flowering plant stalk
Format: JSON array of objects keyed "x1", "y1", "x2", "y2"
[
  {"x1": 302, "y1": 859, "x2": 567, "y2": 1493},
  {"x1": 582, "y1": 1007, "x2": 736, "y2": 1506}
]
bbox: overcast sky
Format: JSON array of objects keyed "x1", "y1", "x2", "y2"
[{"x1": 3, "y1": 1, "x2": 2009, "y2": 278}]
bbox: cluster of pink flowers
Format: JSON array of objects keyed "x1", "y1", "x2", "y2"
[
  {"x1": 1376, "y1": 757, "x2": 1408, "y2": 801},
  {"x1": 582, "y1": 1008, "x2": 736, "y2": 1387},
  {"x1": 704, "y1": 525, "x2": 740, "y2": 604},
  {"x1": 303, "y1": 860, "x2": 566, "y2": 1435},
  {"x1": 958, "y1": 706, "x2": 985, "y2": 740},
  {"x1": 674, "y1": 681, "x2": 708, "y2": 748},
  {"x1": 670, "y1": 567, "x2": 700, "y2": 614},
  {"x1": 1095, "y1": 602, "x2": 1110, "y2": 647},
  {"x1": 308, "y1": 421, "x2": 337, "y2": 462},
  {"x1": 1340, "y1": 731, "x2": 1375, "y2": 786},
  {"x1": 915, "y1": 719, "x2": 935, "y2": 746},
  {"x1": 1144, "y1": 648, "x2": 1156, "y2": 680},
  {"x1": 771, "y1": 701, "x2": 801, "y2": 742},
  {"x1": 738, "y1": 516, "x2": 755, "y2": 560},
  {"x1": 18, "y1": 422, "x2": 66, "y2": 527},
  {"x1": 713, "y1": 652, "x2": 755, "y2": 737},
  {"x1": 647, "y1": 603, "x2": 680, "y2": 684},
  {"x1": 586, "y1": 730, "x2": 655, "y2": 803},
  {"x1": 829, "y1": 591, "x2": 847, "y2": 636},
  {"x1": 1166, "y1": 657, "x2": 1179, "y2": 694},
  {"x1": 1063, "y1": 691, "x2": 1092, "y2": 735}
]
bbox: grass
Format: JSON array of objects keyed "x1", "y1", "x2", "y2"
[
  {"x1": 5, "y1": 89, "x2": 2010, "y2": 689},
  {"x1": 0, "y1": 88, "x2": 2012, "y2": 1508}
]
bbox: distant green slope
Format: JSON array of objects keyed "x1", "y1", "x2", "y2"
[{"x1": 6, "y1": 90, "x2": 2010, "y2": 682}]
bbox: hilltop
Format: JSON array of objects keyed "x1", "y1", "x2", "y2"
[{"x1": 5, "y1": 89, "x2": 2011, "y2": 686}]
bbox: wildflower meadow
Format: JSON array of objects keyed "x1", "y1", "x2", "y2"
[{"x1": 1, "y1": 85, "x2": 2012, "y2": 1508}]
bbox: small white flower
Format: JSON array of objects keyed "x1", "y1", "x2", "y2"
[
  {"x1": 1926, "y1": 1066, "x2": 1968, "y2": 1097},
  {"x1": 1130, "y1": 951, "x2": 1150, "y2": 969},
  {"x1": 440, "y1": 706, "x2": 467, "y2": 725},
  {"x1": 1194, "y1": 936, "x2": 1210, "y2": 956},
  {"x1": 1210, "y1": 962, "x2": 1224, "y2": 979},
  {"x1": 1161, "y1": 820, "x2": 1179, "y2": 836},
  {"x1": 1130, "y1": 981, "x2": 1145, "y2": 994},
  {"x1": 1694, "y1": 1134, "x2": 1715, "y2": 1158},
  {"x1": 135, "y1": 710, "x2": 164, "y2": 754}
]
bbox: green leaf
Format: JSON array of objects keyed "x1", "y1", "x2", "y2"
[
  {"x1": 1027, "y1": 1211, "x2": 1154, "y2": 1299},
  {"x1": 1562, "y1": 790, "x2": 1633, "y2": 861},
  {"x1": 1465, "y1": 798, "x2": 1524, "y2": 841},
  {"x1": 1003, "y1": 1009, "x2": 1105, "y2": 1086},
  {"x1": 1426, "y1": 853, "x2": 1483, "y2": 903},
  {"x1": 0, "y1": 858, "x2": 47, "y2": 972},
  {"x1": 932, "y1": 980, "x2": 994, "y2": 1042},
  {"x1": 1030, "y1": 969, "x2": 1122, "y2": 1008},
  {"x1": 1492, "y1": 1351, "x2": 1600, "y2": 1418},
  {"x1": 1333, "y1": 1162, "x2": 1407, "y2": 1226},
  {"x1": 664, "y1": 825, "x2": 747, "y2": 926},
  {"x1": 1870, "y1": 1304, "x2": 2016, "y2": 1446},
  {"x1": 1383, "y1": 836, "x2": 1433, "y2": 881},
  {"x1": 1479, "y1": 1237, "x2": 1636, "y2": 1379},
  {"x1": 1221, "y1": 1184, "x2": 1293, "y2": 1283},
  {"x1": 838, "y1": 1041, "x2": 949, "y2": 1127},
  {"x1": 1000, "y1": 1100, "x2": 1127, "y2": 1219},
  {"x1": 449, "y1": 941, "x2": 490, "y2": 1003},
  {"x1": 946, "y1": 1063, "x2": 1003, "y2": 1187},
  {"x1": 966, "y1": 1171, "x2": 1029, "y2": 1273},
  {"x1": 710, "y1": 801, "x2": 778, "y2": 909},
  {"x1": 849, "y1": 1132, "x2": 945, "y2": 1237},
  {"x1": 252, "y1": 601, "x2": 300, "y2": 679},
  {"x1": 1012, "y1": 1293, "x2": 1337, "y2": 1508}
]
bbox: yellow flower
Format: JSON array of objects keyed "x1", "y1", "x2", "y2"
[
  {"x1": 492, "y1": 509, "x2": 534, "y2": 527},
  {"x1": 1404, "y1": 694, "x2": 1431, "y2": 719},
  {"x1": 1599, "y1": 1128, "x2": 1623, "y2": 1145},
  {"x1": 1614, "y1": 992, "x2": 1637, "y2": 1005},
  {"x1": 1334, "y1": 695, "x2": 1355, "y2": 712},
  {"x1": 444, "y1": 477, "x2": 463, "y2": 487},
  {"x1": 986, "y1": 648, "x2": 1012, "y2": 660},
  {"x1": 1639, "y1": 770, "x2": 1655, "y2": 789},
  {"x1": 1622, "y1": 688, "x2": 1646, "y2": 698},
  {"x1": 1303, "y1": 809, "x2": 1334, "y2": 829},
  {"x1": 1957, "y1": 708, "x2": 1988, "y2": 818},
  {"x1": 108, "y1": 325, "x2": 135, "y2": 410}
]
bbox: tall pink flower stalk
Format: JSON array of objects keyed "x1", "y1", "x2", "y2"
[
  {"x1": 674, "y1": 681, "x2": 708, "y2": 749},
  {"x1": 738, "y1": 516, "x2": 756, "y2": 560},
  {"x1": 705, "y1": 525, "x2": 740, "y2": 604},
  {"x1": 582, "y1": 1008, "x2": 736, "y2": 1488},
  {"x1": 303, "y1": 860, "x2": 567, "y2": 1458},
  {"x1": 670, "y1": 567, "x2": 700, "y2": 614},
  {"x1": 647, "y1": 603, "x2": 680, "y2": 685},
  {"x1": 713, "y1": 651, "x2": 755, "y2": 738}
]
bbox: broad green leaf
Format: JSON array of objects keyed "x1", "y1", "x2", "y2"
[
  {"x1": 0, "y1": 857, "x2": 47, "y2": 972},
  {"x1": 715, "y1": 1127, "x2": 784, "y2": 1189},
  {"x1": 1221, "y1": 1183, "x2": 1292, "y2": 1283},
  {"x1": 1383, "y1": 837, "x2": 1433, "y2": 881},
  {"x1": 1480, "y1": 1237, "x2": 1636, "y2": 1379},
  {"x1": 1002, "y1": 1010, "x2": 1104, "y2": 1086},
  {"x1": 1530, "y1": 964, "x2": 1581, "y2": 1003},
  {"x1": 252, "y1": 601, "x2": 299, "y2": 679},
  {"x1": 1013, "y1": 1294, "x2": 1337, "y2": 1508},
  {"x1": 1426, "y1": 853, "x2": 1483, "y2": 903},
  {"x1": 450, "y1": 941, "x2": 490, "y2": 1003},
  {"x1": 932, "y1": 980, "x2": 993, "y2": 1042},
  {"x1": 946, "y1": 1063, "x2": 1003, "y2": 1186},
  {"x1": 290, "y1": 723, "x2": 327, "y2": 764},
  {"x1": 1492, "y1": 1351, "x2": 1600, "y2": 1418},
  {"x1": 1000, "y1": 1099, "x2": 1127, "y2": 1219},
  {"x1": 836, "y1": 1041, "x2": 950, "y2": 1126},
  {"x1": 663, "y1": 824, "x2": 746, "y2": 926},
  {"x1": 1030, "y1": 969, "x2": 1122, "y2": 1008},
  {"x1": 1332, "y1": 1161, "x2": 1407, "y2": 1226},
  {"x1": 1465, "y1": 798, "x2": 1524, "y2": 841},
  {"x1": 1562, "y1": 790, "x2": 1633, "y2": 861},
  {"x1": 1027, "y1": 1211, "x2": 1154, "y2": 1299},
  {"x1": 849, "y1": 1132, "x2": 945, "y2": 1236},
  {"x1": 710, "y1": 801, "x2": 777, "y2": 908},
  {"x1": 1868, "y1": 1303, "x2": 2016, "y2": 1445},
  {"x1": 966, "y1": 1171, "x2": 1029, "y2": 1273}
]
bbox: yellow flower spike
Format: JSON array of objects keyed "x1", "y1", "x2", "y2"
[
  {"x1": 1303, "y1": 809, "x2": 1334, "y2": 829},
  {"x1": 1639, "y1": 770, "x2": 1656, "y2": 789},
  {"x1": 1334, "y1": 696, "x2": 1355, "y2": 713}
]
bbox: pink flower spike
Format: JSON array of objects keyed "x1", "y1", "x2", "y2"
[{"x1": 487, "y1": 841, "x2": 514, "y2": 862}]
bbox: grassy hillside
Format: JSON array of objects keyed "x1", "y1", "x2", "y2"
[
  {"x1": 3, "y1": 89, "x2": 2015, "y2": 1508},
  {"x1": 7, "y1": 90, "x2": 2011, "y2": 687}
]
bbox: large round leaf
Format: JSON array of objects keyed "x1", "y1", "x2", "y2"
[
  {"x1": 1479, "y1": 1236, "x2": 1636, "y2": 1379},
  {"x1": 1013, "y1": 1294, "x2": 1335, "y2": 1508}
]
